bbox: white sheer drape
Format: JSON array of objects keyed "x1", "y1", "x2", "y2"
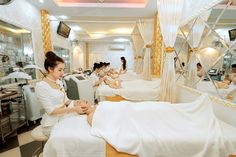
[
  {"x1": 137, "y1": 19, "x2": 154, "y2": 80},
  {"x1": 130, "y1": 41, "x2": 137, "y2": 71},
  {"x1": 158, "y1": 0, "x2": 185, "y2": 102},
  {"x1": 131, "y1": 25, "x2": 144, "y2": 74},
  {"x1": 185, "y1": 10, "x2": 211, "y2": 88}
]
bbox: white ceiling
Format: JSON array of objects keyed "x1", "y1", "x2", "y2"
[
  {"x1": 26, "y1": 0, "x2": 236, "y2": 42},
  {"x1": 26, "y1": 0, "x2": 157, "y2": 42}
]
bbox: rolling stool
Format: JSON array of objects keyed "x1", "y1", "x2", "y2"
[{"x1": 31, "y1": 125, "x2": 48, "y2": 157}]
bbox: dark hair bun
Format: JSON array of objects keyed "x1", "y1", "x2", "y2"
[
  {"x1": 44, "y1": 51, "x2": 64, "y2": 72},
  {"x1": 45, "y1": 51, "x2": 57, "y2": 59}
]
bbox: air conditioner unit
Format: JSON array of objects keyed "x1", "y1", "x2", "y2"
[
  {"x1": 0, "y1": 0, "x2": 14, "y2": 5},
  {"x1": 109, "y1": 44, "x2": 125, "y2": 50}
]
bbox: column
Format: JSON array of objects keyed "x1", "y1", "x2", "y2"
[{"x1": 40, "y1": 10, "x2": 52, "y2": 54}]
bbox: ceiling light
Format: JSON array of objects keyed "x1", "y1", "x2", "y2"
[
  {"x1": 49, "y1": 15, "x2": 57, "y2": 21},
  {"x1": 111, "y1": 28, "x2": 133, "y2": 34},
  {"x1": 39, "y1": 0, "x2": 44, "y2": 3},
  {"x1": 59, "y1": 15, "x2": 68, "y2": 20},
  {"x1": 114, "y1": 38, "x2": 130, "y2": 42},
  {"x1": 71, "y1": 26, "x2": 82, "y2": 31},
  {"x1": 89, "y1": 32, "x2": 107, "y2": 39}
]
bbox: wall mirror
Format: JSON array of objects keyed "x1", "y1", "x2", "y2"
[
  {"x1": 0, "y1": 19, "x2": 35, "y2": 85},
  {"x1": 54, "y1": 46, "x2": 71, "y2": 73},
  {"x1": 175, "y1": 2, "x2": 236, "y2": 103}
]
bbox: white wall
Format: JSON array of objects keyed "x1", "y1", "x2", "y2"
[
  {"x1": 88, "y1": 42, "x2": 134, "y2": 70},
  {"x1": 0, "y1": 0, "x2": 44, "y2": 69}
]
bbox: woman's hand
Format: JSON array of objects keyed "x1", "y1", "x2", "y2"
[
  {"x1": 85, "y1": 105, "x2": 96, "y2": 115},
  {"x1": 75, "y1": 100, "x2": 90, "y2": 107},
  {"x1": 73, "y1": 105, "x2": 87, "y2": 114}
]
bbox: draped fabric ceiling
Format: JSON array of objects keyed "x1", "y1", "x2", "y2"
[{"x1": 137, "y1": 19, "x2": 154, "y2": 80}]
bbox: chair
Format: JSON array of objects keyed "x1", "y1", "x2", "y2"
[
  {"x1": 22, "y1": 85, "x2": 44, "y2": 122},
  {"x1": 31, "y1": 125, "x2": 48, "y2": 157}
]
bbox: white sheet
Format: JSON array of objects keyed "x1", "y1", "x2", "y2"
[
  {"x1": 43, "y1": 115, "x2": 105, "y2": 157},
  {"x1": 97, "y1": 79, "x2": 161, "y2": 101},
  {"x1": 91, "y1": 94, "x2": 236, "y2": 157},
  {"x1": 176, "y1": 75, "x2": 236, "y2": 99}
]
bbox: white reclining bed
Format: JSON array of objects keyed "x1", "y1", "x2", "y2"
[
  {"x1": 43, "y1": 84, "x2": 236, "y2": 157},
  {"x1": 97, "y1": 79, "x2": 161, "y2": 101}
]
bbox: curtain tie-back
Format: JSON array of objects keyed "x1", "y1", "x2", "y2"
[
  {"x1": 137, "y1": 56, "x2": 143, "y2": 59},
  {"x1": 145, "y1": 44, "x2": 152, "y2": 48},
  {"x1": 190, "y1": 47, "x2": 198, "y2": 52},
  {"x1": 165, "y1": 47, "x2": 174, "y2": 53}
]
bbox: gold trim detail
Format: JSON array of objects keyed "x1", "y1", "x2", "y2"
[
  {"x1": 145, "y1": 44, "x2": 152, "y2": 48},
  {"x1": 165, "y1": 47, "x2": 174, "y2": 53},
  {"x1": 190, "y1": 47, "x2": 198, "y2": 52}
]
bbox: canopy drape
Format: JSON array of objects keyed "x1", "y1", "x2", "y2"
[
  {"x1": 158, "y1": 0, "x2": 185, "y2": 103},
  {"x1": 137, "y1": 19, "x2": 154, "y2": 80},
  {"x1": 131, "y1": 25, "x2": 144, "y2": 74}
]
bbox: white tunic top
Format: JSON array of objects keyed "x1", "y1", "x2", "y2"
[
  {"x1": 35, "y1": 80, "x2": 69, "y2": 127},
  {"x1": 90, "y1": 72, "x2": 100, "y2": 87}
]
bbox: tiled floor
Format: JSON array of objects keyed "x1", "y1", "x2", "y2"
[{"x1": 0, "y1": 120, "x2": 42, "y2": 157}]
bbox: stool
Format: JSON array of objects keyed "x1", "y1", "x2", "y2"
[{"x1": 31, "y1": 125, "x2": 48, "y2": 157}]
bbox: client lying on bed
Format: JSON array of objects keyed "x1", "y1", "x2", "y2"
[
  {"x1": 104, "y1": 76, "x2": 121, "y2": 89},
  {"x1": 83, "y1": 97, "x2": 236, "y2": 157}
]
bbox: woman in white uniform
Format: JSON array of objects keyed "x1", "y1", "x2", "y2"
[
  {"x1": 35, "y1": 51, "x2": 90, "y2": 136},
  {"x1": 119, "y1": 56, "x2": 127, "y2": 74},
  {"x1": 90, "y1": 63, "x2": 105, "y2": 87}
]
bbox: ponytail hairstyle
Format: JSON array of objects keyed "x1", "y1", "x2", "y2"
[
  {"x1": 44, "y1": 51, "x2": 64, "y2": 72},
  {"x1": 120, "y1": 56, "x2": 126, "y2": 70}
]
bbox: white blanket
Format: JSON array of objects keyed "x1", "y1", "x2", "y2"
[
  {"x1": 97, "y1": 79, "x2": 161, "y2": 101},
  {"x1": 91, "y1": 94, "x2": 236, "y2": 157},
  {"x1": 197, "y1": 81, "x2": 236, "y2": 98},
  {"x1": 43, "y1": 115, "x2": 105, "y2": 157}
]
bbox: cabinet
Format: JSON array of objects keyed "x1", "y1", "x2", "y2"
[{"x1": 0, "y1": 90, "x2": 27, "y2": 143}]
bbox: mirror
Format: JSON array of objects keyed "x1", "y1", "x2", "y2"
[
  {"x1": 0, "y1": 19, "x2": 35, "y2": 85},
  {"x1": 54, "y1": 46, "x2": 71, "y2": 73},
  {"x1": 175, "y1": 3, "x2": 236, "y2": 103}
]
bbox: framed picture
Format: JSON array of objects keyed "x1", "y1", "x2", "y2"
[{"x1": 57, "y1": 22, "x2": 71, "y2": 38}]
